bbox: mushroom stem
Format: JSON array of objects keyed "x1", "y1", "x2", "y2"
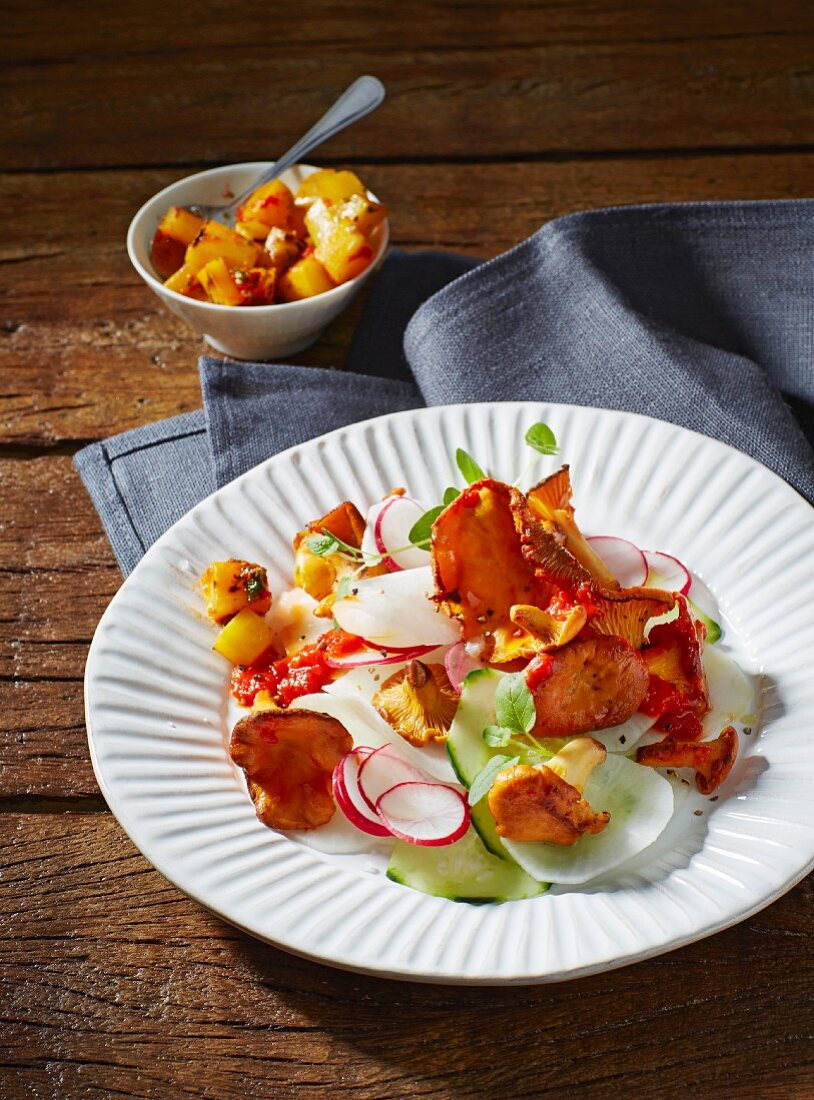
[{"x1": 543, "y1": 736, "x2": 607, "y2": 793}]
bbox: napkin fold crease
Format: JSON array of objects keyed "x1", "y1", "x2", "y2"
[{"x1": 75, "y1": 201, "x2": 814, "y2": 575}]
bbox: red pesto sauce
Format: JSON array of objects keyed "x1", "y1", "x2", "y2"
[{"x1": 230, "y1": 629, "x2": 362, "y2": 708}]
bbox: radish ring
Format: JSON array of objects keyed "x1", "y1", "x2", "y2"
[
  {"x1": 356, "y1": 743, "x2": 431, "y2": 815},
  {"x1": 332, "y1": 748, "x2": 392, "y2": 838},
  {"x1": 643, "y1": 549, "x2": 691, "y2": 595},
  {"x1": 587, "y1": 536, "x2": 647, "y2": 587},
  {"x1": 375, "y1": 781, "x2": 470, "y2": 847}
]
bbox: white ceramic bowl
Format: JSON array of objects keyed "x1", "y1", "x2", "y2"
[{"x1": 127, "y1": 161, "x2": 389, "y2": 360}]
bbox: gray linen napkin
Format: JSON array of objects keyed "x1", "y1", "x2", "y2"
[{"x1": 75, "y1": 204, "x2": 814, "y2": 575}]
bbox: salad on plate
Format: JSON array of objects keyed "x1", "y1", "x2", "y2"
[{"x1": 199, "y1": 424, "x2": 757, "y2": 903}]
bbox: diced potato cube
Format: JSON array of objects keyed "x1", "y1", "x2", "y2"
[
  {"x1": 287, "y1": 201, "x2": 309, "y2": 239},
  {"x1": 233, "y1": 266, "x2": 276, "y2": 306},
  {"x1": 163, "y1": 263, "x2": 206, "y2": 299},
  {"x1": 338, "y1": 194, "x2": 388, "y2": 237},
  {"x1": 304, "y1": 200, "x2": 374, "y2": 284},
  {"x1": 201, "y1": 560, "x2": 272, "y2": 623},
  {"x1": 158, "y1": 205, "x2": 205, "y2": 246},
  {"x1": 151, "y1": 233, "x2": 186, "y2": 279},
  {"x1": 278, "y1": 253, "x2": 335, "y2": 302},
  {"x1": 198, "y1": 257, "x2": 244, "y2": 306},
  {"x1": 236, "y1": 179, "x2": 294, "y2": 237},
  {"x1": 235, "y1": 218, "x2": 275, "y2": 242},
  {"x1": 252, "y1": 690, "x2": 280, "y2": 712},
  {"x1": 213, "y1": 608, "x2": 275, "y2": 665},
  {"x1": 184, "y1": 221, "x2": 261, "y2": 275},
  {"x1": 263, "y1": 227, "x2": 302, "y2": 274},
  {"x1": 296, "y1": 169, "x2": 367, "y2": 205}
]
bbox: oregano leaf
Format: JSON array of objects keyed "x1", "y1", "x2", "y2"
[
  {"x1": 455, "y1": 448, "x2": 487, "y2": 484},
  {"x1": 495, "y1": 672, "x2": 537, "y2": 734},
  {"x1": 524, "y1": 422, "x2": 559, "y2": 456}
]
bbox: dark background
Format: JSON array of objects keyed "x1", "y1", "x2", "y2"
[{"x1": 2, "y1": 2, "x2": 813, "y2": 1096}]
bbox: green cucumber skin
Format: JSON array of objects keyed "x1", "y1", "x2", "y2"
[
  {"x1": 386, "y1": 829, "x2": 547, "y2": 903},
  {"x1": 446, "y1": 667, "x2": 503, "y2": 786},
  {"x1": 470, "y1": 799, "x2": 511, "y2": 861}
]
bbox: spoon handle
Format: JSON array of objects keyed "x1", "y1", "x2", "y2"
[{"x1": 227, "y1": 76, "x2": 385, "y2": 212}]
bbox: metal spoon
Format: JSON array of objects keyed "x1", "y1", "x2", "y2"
[{"x1": 188, "y1": 75, "x2": 385, "y2": 225}]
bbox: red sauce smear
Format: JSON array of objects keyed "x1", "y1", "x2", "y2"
[{"x1": 231, "y1": 629, "x2": 362, "y2": 708}]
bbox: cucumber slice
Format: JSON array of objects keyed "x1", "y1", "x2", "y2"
[
  {"x1": 446, "y1": 667, "x2": 503, "y2": 785},
  {"x1": 689, "y1": 596, "x2": 722, "y2": 644},
  {"x1": 470, "y1": 798, "x2": 511, "y2": 860},
  {"x1": 386, "y1": 827, "x2": 548, "y2": 903},
  {"x1": 502, "y1": 754, "x2": 674, "y2": 885}
]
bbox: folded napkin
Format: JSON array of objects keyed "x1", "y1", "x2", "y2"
[{"x1": 76, "y1": 201, "x2": 814, "y2": 575}]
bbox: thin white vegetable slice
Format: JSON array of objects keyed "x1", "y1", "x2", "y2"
[
  {"x1": 332, "y1": 566, "x2": 460, "y2": 648},
  {"x1": 702, "y1": 645, "x2": 758, "y2": 734},
  {"x1": 376, "y1": 782, "x2": 470, "y2": 847},
  {"x1": 590, "y1": 711, "x2": 658, "y2": 753},
  {"x1": 294, "y1": 692, "x2": 456, "y2": 783},
  {"x1": 502, "y1": 754, "x2": 674, "y2": 885},
  {"x1": 361, "y1": 495, "x2": 430, "y2": 572},
  {"x1": 587, "y1": 536, "x2": 647, "y2": 587}
]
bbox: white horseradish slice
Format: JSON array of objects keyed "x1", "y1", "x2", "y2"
[
  {"x1": 502, "y1": 753, "x2": 674, "y2": 885},
  {"x1": 295, "y1": 692, "x2": 456, "y2": 784},
  {"x1": 702, "y1": 645, "x2": 757, "y2": 732},
  {"x1": 590, "y1": 711, "x2": 658, "y2": 754},
  {"x1": 332, "y1": 566, "x2": 460, "y2": 649}
]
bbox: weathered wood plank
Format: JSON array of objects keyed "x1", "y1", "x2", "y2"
[
  {"x1": 0, "y1": 813, "x2": 812, "y2": 1098},
  {"x1": 3, "y1": 5, "x2": 814, "y2": 169},
  {"x1": 3, "y1": 153, "x2": 814, "y2": 446}
]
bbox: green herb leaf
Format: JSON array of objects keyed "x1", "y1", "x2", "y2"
[
  {"x1": 306, "y1": 533, "x2": 340, "y2": 557},
  {"x1": 524, "y1": 422, "x2": 559, "y2": 456},
  {"x1": 244, "y1": 571, "x2": 266, "y2": 602},
  {"x1": 408, "y1": 505, "x2": 444, "y2": 548},
  {"x1": 495, "y1": 672, "x2": 537, "y2": 734},
  {"x1": 335, "y1": 575, "x2": 353, "y2": 601},
  {"x1": 443, "y1": 486, "x2": 461, "y2": 506},
  {"x1": 467, "y1": 754, "x2": 520, "y2": 806},
  {"x1": 482, "y1": 725, "x2": 513, "y2": 748},
  {"x1": 456, "y1": 447, "x2": 487, "y2": 484}
]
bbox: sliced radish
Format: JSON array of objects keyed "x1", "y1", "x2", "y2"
[
  {"x1": 332, "y1": 566, "x2": 461, "y2": 649},
  {"x1": 357, "y1": 743, "x2": 432, "y2": 815},
  {"x1": 332, "y1": 748, "x2": 393, "y2": 838},
  {"x1": 361, "y1": 495, "x2": 430, "y2": 573},
  {"x1": 587, "y1": 536, "x2": 647, "y2": 587},
  {"x1": 325, "y1": 643, "x2": 436, "y2": 670},
  {"x1": 643, "y1": 549, "x2": 691, "y2": 595},
  {"x1": 444, "y1": 642, "x2": 482, "y2": 695},
  {"x1": 375, "y1": 782, "x2": 470, "y2": 847}
]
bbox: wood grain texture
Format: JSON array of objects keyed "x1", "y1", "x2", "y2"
[
  {"x1": 4, "y1": 3, "x2": 814, "y2": 169},
  {"x1": 1, "y1": 813, "x2": 812, "y2": 1099},
  {"x1": 3, "y1": 153, "x2": 814, "y2": 447}
]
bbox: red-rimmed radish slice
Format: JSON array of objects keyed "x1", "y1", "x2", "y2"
[
  {"x1": 444, "y1": 642, "x2": 482, "y2": 695},
  {"x1": 587, "y1": 536, "x2": 647, "y2": 587},
  {"x1": 332, "y1": 748, "x2": 393, "y2": 838},
  {"x1": 333, "y1": 566, "x2": 461, "y2": 648},
  {"x1": 375, "y1": 782, "x2": 470, "y2": 847},
  {"x1": 362, "y1": 495, "x2": 430, "y2": 572},
  {"x1": 325, "y1": 644, "x2": 436, "y2": 670},
  {"x1": 357, "y1": 743, "x2": 432, "y2": 815},
  {"x1": 643, "y1": 549, "x2": 691, "y2": 595}
]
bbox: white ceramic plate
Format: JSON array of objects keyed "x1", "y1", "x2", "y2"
[{"x1": 85, "y1": 403, "x2": 814, "y2": 984}]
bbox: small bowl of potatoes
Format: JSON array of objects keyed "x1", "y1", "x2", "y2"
[{"x1": 127, "y1": 162, "x2": 389, "y2": 360}]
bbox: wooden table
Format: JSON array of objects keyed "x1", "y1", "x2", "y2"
[{"x1": 3, "y1": 3, "x2": 813, "y2": 1096}]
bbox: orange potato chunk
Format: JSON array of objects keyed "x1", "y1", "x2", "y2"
[
  {"x1": 296, "y1": 168, "x2": 367, "y2": 205},
  {"x1": 235, "y1": 178, "x2": 295, "y2": 238},
  {"x1": 198, "y1": 259, "x2": 276, "y2": 306},
  {"x1": 163, "y1": 263, "x2": 206, "y2": 299},
  {"x1": 183, "y1": 220, "x2": 262, "y2": 276},
  {"x1": 150, "y1": 206, "x2": 206, "y2": 278},
  {"x1": 304, "y1": 199, "x2": 375, "y2": 284},
  {"x1": 278, "y1": 253, "x2": 336, "y2": 302},
  {"x1": 263, "y1": 227, "x2": 303, "y2": 274},
  {"x1": 526, "y1": 636, "x2": 649, "y2": 736},
  {"x1": 201, "y1": 559, "x2": 271, "y2": 623},
  {"x1": 338, "y1": 193, "x2": 388, "y2": 236},
  {"x1": 230, "y1": 709, "x2": 352, "y2": 831}
]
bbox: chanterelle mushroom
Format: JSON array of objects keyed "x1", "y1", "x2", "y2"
[
  {"x1": 373, "y1": 660, "x2": 458, "y2": 746},
  {"x1": 637, "y1": 726, "x2": 738, "y2": 794},
  {"x1": 230, "y1": 709, "x2": 352, "y2": 831},
  {"x1": 487, "y1": 736, "x2": 611, "y2": 844}
]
